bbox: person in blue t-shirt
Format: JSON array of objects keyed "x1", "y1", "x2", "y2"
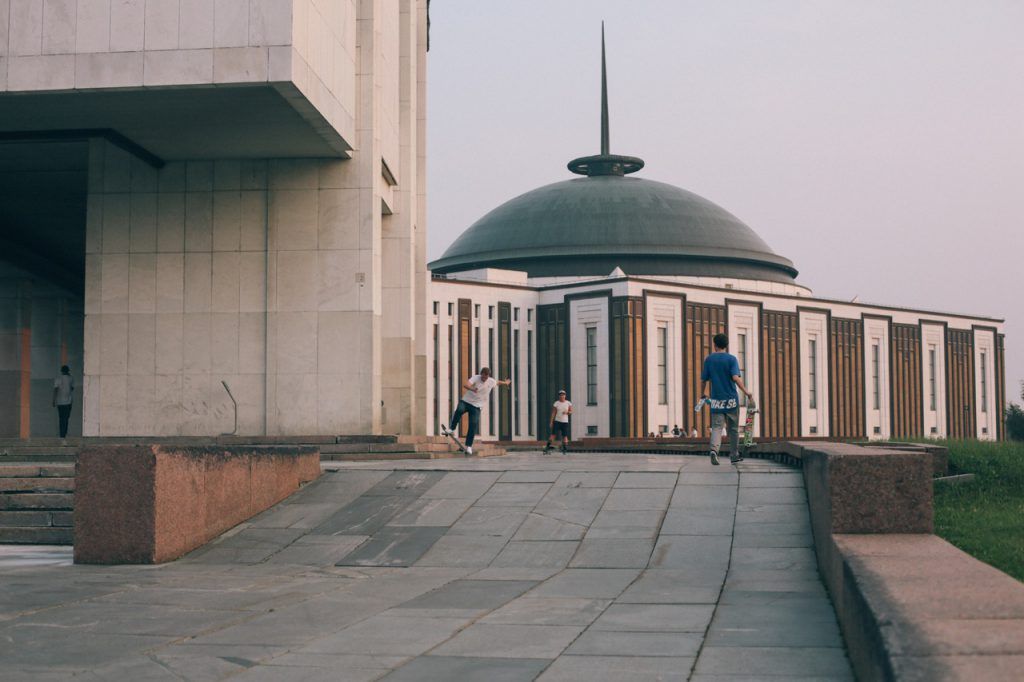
[{"x1": 700, "y1": 333, "x2": 754, "y2": 466}]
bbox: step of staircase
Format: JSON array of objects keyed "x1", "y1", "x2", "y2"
[
  {"x1": 321, "y1": 442, "x2": 507, "y2": 462},
  {"x1": 0, "y1": 463, "x2": 75, "y2": 545}
]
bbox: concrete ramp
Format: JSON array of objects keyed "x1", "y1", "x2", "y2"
[{"x1": 0, "y1": 452, "x2": 852, "y2": 679}]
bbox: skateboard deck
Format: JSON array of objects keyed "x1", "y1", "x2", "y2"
[
  {"x1": 441, "y1": 427, "x2": 467, "y2": 453},
  {"x1": 742, "y1": 401, "x2": 758, "y2": 448}
]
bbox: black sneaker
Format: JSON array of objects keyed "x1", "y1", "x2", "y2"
[
  {"x1": 542, "y1": 444, "x2": 551, "y2": 455},
  {"x1": 730, "y1": 453, "x2": 744, "y2": 464},
  {"x1": 710, "y1": 451, "x2": 720, "y2": 466},
  {"x1": 561, "y1": 443, "x2": 568, "y2": 456}
]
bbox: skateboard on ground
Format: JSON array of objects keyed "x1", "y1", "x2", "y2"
[{"x1": 742, "y1": 400, "x2": 758, "y2": 448}]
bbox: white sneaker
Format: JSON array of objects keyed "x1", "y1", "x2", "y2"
[{"x1": 465, "y1": 446, "x2": 473, "y2": 456}]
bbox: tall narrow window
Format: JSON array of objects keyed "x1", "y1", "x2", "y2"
[
  {"x1": 808, "y1": 338, "x2": 818, "y2": 410},
  {"x1": 871, "y1": 342, "x2": 880, "y2": 410},
  {"x1": 737, "y1": 332, "x2": 747, "y2": 406},
  {"x1": 528, "y1": 329, "x2": 534, "y2": 436},
  {"x1": 489, "y1": 328, "x2": 495, "y2": 435},
  {"x1": 980, "y1": 351, "x2": 988, "y2": 413},
  {"x1": 447, "y1": 325, "x2": 454, "y2": 417},
  {"x1": 586, "y1": 326, "x2": 598, "y2": 405},
  {"x1": 929, "y1": 346, "x2": 937, "y2": 412},
  {"x1": 657, "y1": 326, "x2": 668, "y2": 405},
  {"x1": 433, "y1": 324, "x2": 439, "y2": 430},
  {"x1": 514, "y1": 329, "x2": 521, "y2": 435},
  {"x1": 474, "y1": 327, "x2": 480, "y2": 375}
]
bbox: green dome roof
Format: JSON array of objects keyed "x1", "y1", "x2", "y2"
[
  {"x1": 430, "y1": 26, "x2": 798, "y2": 283},
  {"x1": 428, "y1": 175, "x2": 799, "y2": 283}
]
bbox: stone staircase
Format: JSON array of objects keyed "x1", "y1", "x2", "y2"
[
  {"x1": 0, "y1": 463, "x2": 75, "y2": 544},
  {"x1": 0, "y1": 435, "x2": 504, "y2": 546},
  {"x1": 319, "y1": 435, "x2": 506, "y2": 461}
]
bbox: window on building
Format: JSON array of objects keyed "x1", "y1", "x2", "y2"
[
  {"x1": 447, "y1": 324, "x2": 454, "y2": 417},
  {"x1": 432, "y1": 301, "x2": 438, "y2": 315},
  {"x1": 528, "y1": 330, "x2": 534, "y2": 436},
  {"x1": 514, "y1": 307, "x2": 519, "y2": 322},
  {"x1": 736, "y1": 332, "x2": 747, "y2": 406},
  {"x1": 527, "y1": 309, "x2": 532, "y2": 323},
  {"x1": 808, "y1": 338, "x2": 818, "y2": 410},
  {"x1": 981, "y1": 351, "x2": 988, "y2": 413},
  {"x1": 514, "y1": 329, "x2": 521, "y2": 436},
  {"x1": 447, "y1": 302, "x2": 453, "y2": 316},
  {"x1": 586, "y1": 326, "x2": 598, "y2": 405},
  {"x1": 432, "y1": 324, "x2": 439, "y2": 430},
  {"x1": 871, "y1": 342, "x2": 880, "y2": 410},
  {"x1": 929, "y1": 346, "x2": 937, "y2": 412},
  {"x1": 474, "y1": 304, "x2": 480, "y2": 318},
  {"x1": 488, "y1": 306, "x2": 494, "y2": 320},
  {"x1": 474, "y1": 327, "x2": 480, "y2": 377},
  {"x1": 657, "y1": 326, "x2": 668, "y2": 405},
  {"x1": 587, "y1": 425, "x2": 598, "y2": 436},
  {"x1": 489, "y1": 328, "x2": 495, "y2": 435}
]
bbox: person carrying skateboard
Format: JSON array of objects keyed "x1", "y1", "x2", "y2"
[
  {"x1": 543, "y1": 390, "x2": 573, "y2": 455},
  {"x1": 700, "y1": 333, "x2": 754, "y2": 466},
  {"x1": 440, "y1": 367, "x2": 510, "y2": 456}
]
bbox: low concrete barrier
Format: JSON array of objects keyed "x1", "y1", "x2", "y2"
[
  {"x1": 798, "y1": 442, "x2": 1024, "y2": 681},
  {"x1": 74, "y1": 445, "x2": 320, "y2": 564}
]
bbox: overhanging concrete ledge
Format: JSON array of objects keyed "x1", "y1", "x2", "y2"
[
  {"x1": 74, "y1": 445, "x2": 320, "y2": 564},
  {"x1": 798, "y1": 442, "x2": 1024, "y2": 681}
]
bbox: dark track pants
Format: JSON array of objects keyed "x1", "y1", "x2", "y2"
[
  {"x1": 57, "y1": 404, "x2": 72, "y2": 438},
  {"x1": 449, "y1": 400, "x2": 481, "y2": 447}
]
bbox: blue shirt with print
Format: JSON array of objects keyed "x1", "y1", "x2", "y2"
[{"x1": 701, "y1": 352, "x2": 740, "y2": 413}]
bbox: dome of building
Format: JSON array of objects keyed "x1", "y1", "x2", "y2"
[
  {"x1": 428, "y1": 175, "x2": 798, "y2": 283},
  {"x1": 429, "y1": 25, "x2": 798, "y2": 284}
]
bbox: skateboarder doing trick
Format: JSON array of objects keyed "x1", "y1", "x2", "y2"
[
  {"x1": 543, "y1": 390, "x2": 573, "y2": 455},
  {"x1": 701, "y1": 333, "x2": 754, "y2": 466},
  {"x1": 440, "y1": 367, "x2": 510, "y2": 456}
]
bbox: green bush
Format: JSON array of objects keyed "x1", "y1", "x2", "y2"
[
  {"x1": 1007, "y1": 403, "x2": 1024, "y2": 441},
  {"x1": 933, "y1": 440, "x2": 1024, "y2": 582}
]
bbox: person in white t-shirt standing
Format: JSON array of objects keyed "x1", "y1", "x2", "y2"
[
  {"x1": 440, "y1": 367, "x2": 510, "y2": 456},
  {"x1": 52, "y1": 365, "x2": 74, "y2": 439},
  {"x1": 543, "y1": 390, "x2": 573, "y2": 455}
]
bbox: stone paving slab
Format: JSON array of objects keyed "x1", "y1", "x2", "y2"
[
  {"x1": 0, "y1": 452, "x2": 851, "y2": 680},
  {"x1": 538, "y1": 655, "x2": 694, "y2": 681},
  {"x1": 382, "y1": 656, "x2": 549, "y2": 681}
]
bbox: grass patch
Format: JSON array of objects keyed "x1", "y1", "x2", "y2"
[{"x1": 931, "y1": 439, "x2": 1024, "y2": 582}]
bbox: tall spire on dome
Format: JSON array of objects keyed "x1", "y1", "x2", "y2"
[
  {"x1": 600, "y1": 21, "x2": 609, "y2": 156},
  {"x1": 568, "y1": 23, "x2": 644, "y2": 177}
]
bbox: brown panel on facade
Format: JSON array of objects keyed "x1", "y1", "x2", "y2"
[
  {"x1": 891, "y1": 324, "x2": 923, "y2": 439},
  {"x1": 497, "y1": 302, "x2": 512, "y2": 440},
  {"x1": 945, "y1": 328, "x2": 976, "y2": 440},
  {"x1": 760, "y1": 310, "x2": 800, "y2": 439},
  {"x1": 457, "y1": 299, "x2": 473, "y2": 436},
  {"x1": 536, "y1": 303, "x2": 569, "y2": 440},
  {"x1": 829, "y1": 318, "x2": 865, "y2": 439},
  {"x1": 996, "y1": 333, "x2": 1006, "y2": 441},
  {"x1": 685, "y1": 303, "x2": 726, "y2": 437},
  {"x1": 610, "y1": 297, "x2": 646, "y2": 437}
]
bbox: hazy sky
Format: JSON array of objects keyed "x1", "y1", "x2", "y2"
[{"x1": 426, "y1": 1, "x2": 1023, "y2": 402}]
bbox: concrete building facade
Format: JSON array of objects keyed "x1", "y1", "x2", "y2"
[{"x1": 0, "y1": 0, "x2": 429, "y2": 437}]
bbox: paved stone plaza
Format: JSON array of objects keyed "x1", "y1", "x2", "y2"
[{"x1": 0, "y1": 453, "x2": 852, "y2": 680}]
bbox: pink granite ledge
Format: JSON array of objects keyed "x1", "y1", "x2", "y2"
[
  {"x1": 798, "y1": 441, "x2": 1023, "y2": 681},
  {"x1": 74, "y1": 445, "x2": 320, "y2": 564},
  {"x1": 833, "y1": 534, "x2": 1024, "y2": 681}
]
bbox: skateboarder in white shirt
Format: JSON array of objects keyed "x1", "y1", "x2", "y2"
[
  {"x1": 543, "y1": 390, "x2": 573, "y2": 455},
  {"x1": 440, "y1": 367, "x2": 510, "y2": 456}
]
